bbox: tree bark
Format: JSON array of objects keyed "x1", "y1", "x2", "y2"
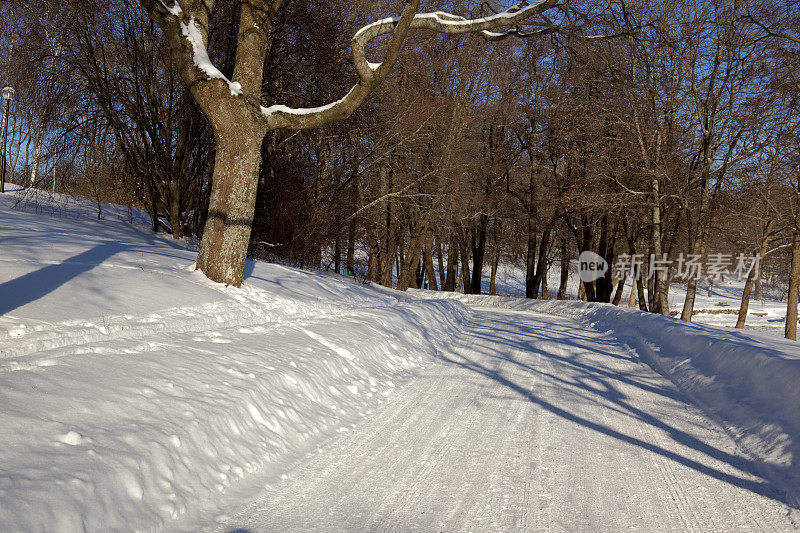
[
  {"x1": 754, "y1": 272, "x2": 764, "y2": 301},
  {"x1": 557, "y1": 239, "x2": 569, "y2": 300},
  {"x1": 436, "y1": 233, "x2": 446, "y2": 290},
  {"x1": 736, "y1": 268, "x2": 756, "y2": 329},
  {"x1": 424, "y1": 228, "x2": 438, "y2": 291},
  {"x1": 532, "y1": 225, "x2": 552, "y2": 299},
  {"x1": 379, "y1": 159, "x2": 394, "y2": 287},
  {"x1": 470, "y1": 215, "x2": 488, "y2": 295},
  {"x1": 786, "y1": 192, "x2": 800, "y2": 340},
  {"x1": 29, "y1": 131, "x2": 44, "y2": 186},
  {"x1": 650, "y1": 173, "x2": 669, "y2": 315},
  {"x1": 444, "y1": 232, "x2": 457, "y2": 292},
  {"x1": 489, "y1": 241, "x2": 500, "y2": 295},
  {"x1": 196, "y1": 127, "x2": 263, "y2": 286},
  {"x1": 627, "y1": 233, "x2": 648, "y2": 311},
  {"x1": 346, "y1": 215, "x2": 356, "y2": 277},
  {"x1": 525, "y1": 163, "x2": 540, "y2": 299},
  {"x1": 612, "y1": 274, "x2": 627, "y2": 306},
  {"x1": 541, "y1": 266, "x2": 549, "y2": 299},
  {"x1": 680, "y1": 141, "x2": 719, "y2": 320},
  {"x1": 397, "y1": 221, "x2": 426, "y2": 291},
  {"x1": 459, "y1": 234, "x2": 472, "y2": 294}
]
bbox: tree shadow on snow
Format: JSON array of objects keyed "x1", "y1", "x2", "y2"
[
  {"x1": 0, "y1": 241, "x2": 126, "y2": 315},
  {"x1": 431, "y1": 310, "x2": 798, "y2": 509}
]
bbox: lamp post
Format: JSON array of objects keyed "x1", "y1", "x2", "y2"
[{"x1": 0, "y1": 86, "x2": 15, "y2": 194}]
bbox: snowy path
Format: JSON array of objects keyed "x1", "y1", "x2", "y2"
[{"x1": 216, "y1": 307, "x2": 799, "y2": 532}]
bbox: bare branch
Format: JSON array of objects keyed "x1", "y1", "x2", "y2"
[{"x1": 262, "y1": 0, "x2": 558, "y2": 131}]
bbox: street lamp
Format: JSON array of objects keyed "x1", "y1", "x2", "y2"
[{"x1": 1, "y1": 86, "x2": 15, "y2": 194}]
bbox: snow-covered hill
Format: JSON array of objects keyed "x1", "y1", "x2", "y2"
[
  {"x1": 2, "y1": 185, "x2": 799, "y2": 531},
  {"x1": 0, "y1": 188, "x2": 469, "y2": 531}
]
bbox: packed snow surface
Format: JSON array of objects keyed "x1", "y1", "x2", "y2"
[
  {"x1": 1, "y1": 185, "x2": 800, "y2": 531},
  {"x1": 219, "y1": 306, "x2": 799, "y2": 532}
]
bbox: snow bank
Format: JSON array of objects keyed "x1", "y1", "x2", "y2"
[
  {"x1": 0, "y1": 293, "x2": 468, "y2": 532},
  {"x1": 0, "y1": 190, "x2": 471, "y2": 532},
  {"x1": 411, "y1": 290, "x2": 800, "y2": 506}
]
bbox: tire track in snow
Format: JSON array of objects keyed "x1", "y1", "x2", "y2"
[
  {"x1": 212, "y1": 307, "x2": 799, "y2": 532},
  {"x1": 0, "y1": 296, "x2": 403, "y2": 372}
]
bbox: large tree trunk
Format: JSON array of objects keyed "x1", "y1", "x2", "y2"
[
  {"x1": 346, "y1": 216, "x2": 356, "y2": 277},
  {"x1": 612, "y1": 274, "x2": 627, "y2": 306},
  {"x1": 681, "y1": 167, "x2": 713, "y2": 321},
  {"x1": 436, "y1": 233, "x2": 446, "y2": 289},
  {"x1": 786, "y1": 194, "x2": 800, "y2": 340},
  {"x1": 29, "y1": 131, "x2": 44, "y2": 186},
  {"x1": 397, "y1": 223, "x2": 426, "y2": 291},
  {"x1": 736, "y1": 267, "x2": 757, "y2": 329},
  {"x1": 541, "y1": 266, "x2": 549, "y2": 299},
  {"x1": 754, "y1": 271, "x2": 764, "y2": 301},
  {"x1": 532, "y1": 225, "x2": 552, "y2": 299},
  {"x1": 557, "y1": 239, "x2": 570, "y2": 300},
  {"x1": 424, "y1": 228, "x2": 438, "y2": 291},
  {"x1": 196, "y1": 128, "x2": 263, "y2": 286},
  {"x1": 627, "y1": 233, "x2": 648, "y2": 312},
  {"x1": 366, "y1": 226, "x2": 380, "y2": 283},
  {"x1": 650, "y1": 173, "x2": 669, "y2": 315},
  {"x1": 169, "y1": 178, "x2": 182, "y2": 239},
  {"x1": 580, "y1": 222, "x2": 598, "y2": 302},
  {"x1": 595, "y1": 216, "x2": 616, "y2": 303},
  {"x1": 470, "y1": 215, "x2": 488, "y2": 295},
  {"x1": 459, "y1": 234, "x2": 472, "y2": 294},
  {"x1": 489, "y1": 241, "x2": 500, "y2": 295},
  {"x1": 379, "y1": 159, "x2": 394, "y2": 287},
  {"x1": 525, "y1": 224, "x2": 538, "y2": 298},
  {"x1": 636, "y1": 273, "x2": 648, "y2": 312},
  {"x1": 443, "y1": 233, "x2": 457, "y2": 292},
  {"x1": 525, "y1": 165, "x2": 539, "y2": 299}
]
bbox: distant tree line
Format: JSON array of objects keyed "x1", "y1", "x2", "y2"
[{"x1": 2, "y1": 0, "x2": 800, "y2": 339}]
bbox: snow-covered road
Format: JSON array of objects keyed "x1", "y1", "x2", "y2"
[{"x1": 216, "y1": 307, "x2": 799, "y2": 532}]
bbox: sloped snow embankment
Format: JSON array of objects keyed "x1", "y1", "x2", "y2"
[
  {"x1": 0, "y1": 188, "x2": 472, "y2": 531},
  {"x1": 0, "y1": 285, "x2": 469, "y2": 532},
  {"x1": 411, "y1": 290, "x2": 800, "y2": 507}
]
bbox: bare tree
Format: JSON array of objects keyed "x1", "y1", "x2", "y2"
[
  {"x1": 679, "y1": 0, "x2": 776, "y2": 321},
  {"x1": 140, "y1": 0, "x2": 558, "y2": 286}
]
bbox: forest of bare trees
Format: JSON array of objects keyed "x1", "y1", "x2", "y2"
[{"x1": 2, "y1": 0, "x2": 800, "y2": 338}]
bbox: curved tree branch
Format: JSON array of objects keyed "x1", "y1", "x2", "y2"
[{"x1": 262, "y1": 0, "x2": 559, "y2": 131}]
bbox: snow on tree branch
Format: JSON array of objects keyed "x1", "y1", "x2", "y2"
[
  {"x1": 262, "y1": 0, "x2": 558, "y2": 131},
  {"x1": 180, "y1": 17, "x2": 243, "y2": 96},
  {"x1": 140, "y1": 0, "x2": 249, "y2": 106},
  {"x1": 157, "y1": 0, "x2": 182, "y2": 17}
]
